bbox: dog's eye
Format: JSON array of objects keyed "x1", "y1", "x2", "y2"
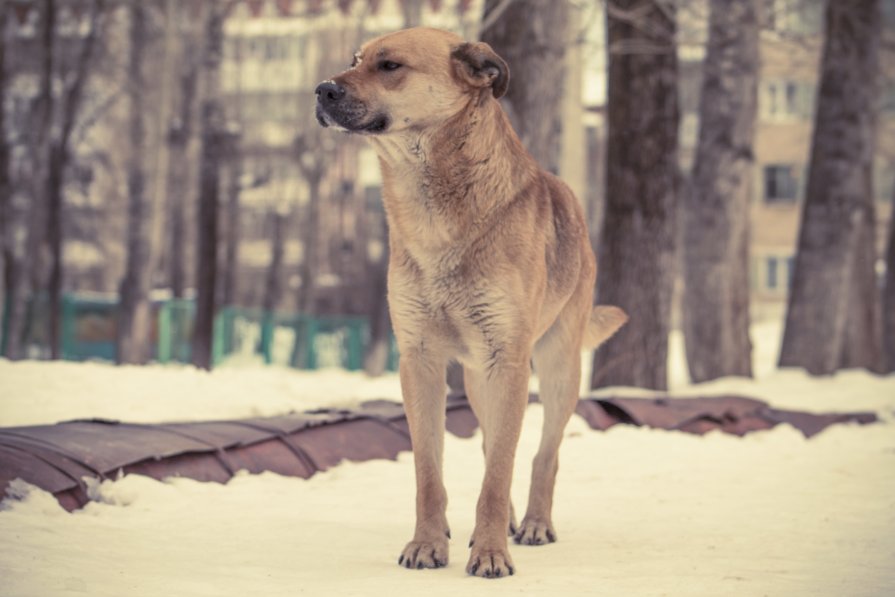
[{"x1": 379, "y1": 60, "x2": 402, "y2": 72}]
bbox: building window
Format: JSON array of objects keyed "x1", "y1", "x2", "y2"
[
  {"x1": 764, "y1": 165, "x2": 799, "y2": 203},
  {"x1": 766, "y1": 257, "x2": 778, "y2": 290},
  {"x1": 761, "y1": 80, "x2": 813, "y2": 121},
  {"x1": 760, "y1": 255, "x2": 795, "y2": 293}
]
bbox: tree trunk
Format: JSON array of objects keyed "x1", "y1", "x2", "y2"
[
  {"x1": 297, "y1": 176, "x2": 321, "y2": 314},
  {"x1": 117, "y1": 3, "x2": 153, "y2": 365},
  {"x1": 363, "y1": 248, "x2": 391, "y2": 376},
  {"x1": 262, "y1": 210, "x2": 286, "y2": 314},
  {"x1": 0, "y1": 3, "x2": 10, "y2": 352},
  {"x1": 591, "y1": 0, "x2": 679, "y2": 391},
  {"x1": 167, "y1": 56, "x2": 199, "y2": 299},
  {"x1": 399, "y1": 0, "x2": 423, "y2": 27},
  {"x1": 45, "y1": 0, "x2": 102, "y2": 360},
  {"x1": 839, "y1": 212, "x2": 882, "y2": 371},
  {"x1": 778, "y1": 0, "x2": 882, "y2": 375},
  {"x1": 480, "y1": 0, "x2": 568, "y2": 174},
  {"x1": 682, "y1": 0, "x2": 759, "y2": 383},
  {"x1": 883, "y1": 184, "x2": 895, "y2": 373},
  {"x1": 191, "y1": 6, "x2": 226, "y2": 371},
  {"x1": 222, "y1": 156, "x2": 241, "y2": 307},
  {"x1": 4, "y1": 0, "x2": 56, "y2": 359}
]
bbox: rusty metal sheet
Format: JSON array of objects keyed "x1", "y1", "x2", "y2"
[
  {"x1": 764, "y1": 408, "x2": 878, "y2": 438},
  {"x1": 580, "y1": 395, "x2": 877, "y2": 438},
  {"x1": 0, "y1": 393, "x2": 879, "y2": 512},
  {"x1": 574, "y1": 400, "x2": 622, "y2": 431}
]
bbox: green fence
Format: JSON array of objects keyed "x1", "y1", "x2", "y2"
[
  {"x1": 207, "y1": 307, "x2": 368, "y2": 370},
  {"x1": 2, "y1": 293, "x2": 398, "y2": 371}
]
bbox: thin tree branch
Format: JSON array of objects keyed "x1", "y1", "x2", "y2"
[{"x1": 480, "y1": 0, "x2": 517, "y2": 35}]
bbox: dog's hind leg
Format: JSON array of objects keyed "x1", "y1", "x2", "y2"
[
  {"x1": 517, "y1": 302, "x2": 587, "y2": 546},
  {"x1": 464, "y1": 366, "x2": 519, "y2": 537},
  {"x1": 398, "y1": 350, "x2": 451, "y2": 570}
]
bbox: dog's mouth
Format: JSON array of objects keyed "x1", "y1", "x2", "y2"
[
  {"x1": 316, "y1": 102, "x2": 389, "y2": 135},
  {"x1": 360, "y1": 115, "x2": 390, "y2": 134}
]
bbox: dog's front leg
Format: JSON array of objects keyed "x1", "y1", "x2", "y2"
[
  {"x1": 398, "y1": 349, "x2": 450, "y2": 570},
  {"x1": 466, "y1": 359, "x2": 530, "y2": 578}
]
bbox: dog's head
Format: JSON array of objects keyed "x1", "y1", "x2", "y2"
[{"x1": 315, "y1": 27, "x2": 508, "y2": 135}]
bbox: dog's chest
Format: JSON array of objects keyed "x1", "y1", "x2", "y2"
[{"x1": 391, "y1": 253, "x2": 515, "y2": 363}]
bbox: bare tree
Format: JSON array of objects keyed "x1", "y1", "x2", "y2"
[
  {"x1": 221, "y1": 142, "x2": 242, "y2": 307},
  {"x1": 191, "y1": 3, "x2": 229, "y2": 370},
  {"x1": 293, "y1": 132, "x2": 326, "y2": 315},
  {"x1": 166, "y1": 33, "x2": 201, "y2": 300},
  {"x1": 682, "y1": 0, "x2": 760, "y2": 383},
  {"x1": 362, "y1": 0, "x2": 426, "y2": 376},
  {"x1": 117, "y1": 2, "x2": 153, "y2": 365},
  {"x1": 884, "y1": 182, "x2": 895, "y2": 373},
  {"x1": 480, "y1": 0, "x2": 568, "y2": 174},
  {"x1": 45, "y1": 0, "x2": 104, "y2": 359},
  {"x1": 262, "y1": 208, "x2": 287, "y2": 314},
  {"x1": 2, "y1": 0, "x2": 57, "y2": 359},
  {"x1": 0, "y1": 3, "x2": 10, "y2": 350},
  {"x1": 778, "y1": 0, "x2": 883, "y2": 375},
  {"x1": 591, "y1": 0, "x2": 680, "y2": 391}
]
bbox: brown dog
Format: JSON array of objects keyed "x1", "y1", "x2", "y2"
[{"x1": 316, "y1": 27, "x2": 626, "y2": 578}]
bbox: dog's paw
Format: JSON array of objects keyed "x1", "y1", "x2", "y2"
[
  {"x1": 466, "y1": 545, "x2": 515, "y2": 578},
  {"x1": 398, "y1": 538, "x2": 449, "y2": 570},
  {"x1": 514, "y1": 518, "x2": 556, "y2": 546}
]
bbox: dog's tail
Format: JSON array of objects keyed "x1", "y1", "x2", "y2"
[{"x1": 582, "y1": 306, "x2": 628, "y2": 350}]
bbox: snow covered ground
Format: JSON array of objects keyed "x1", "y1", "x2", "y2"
[{"x1": 1, "y1": 323, "x2": 894, "y2": 596}]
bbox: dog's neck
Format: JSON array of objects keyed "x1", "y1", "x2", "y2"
[{"x1": 369, "y1": 95, "x2": 538, "y2": 260}]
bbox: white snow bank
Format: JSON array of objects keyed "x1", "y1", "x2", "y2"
[
  {"x1": 1, "y1": 319, "x2": 895, "y2": 595},
  {"x1": 3, "y1": 319, "x2": 893, "y2": 428},
  {"x1": 1, "y1": 405, "x2": 893, "y2": 596},
  {"x1": 0, "y1": 360, "x2": 404, "y2": 427}
]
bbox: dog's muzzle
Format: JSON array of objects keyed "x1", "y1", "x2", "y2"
[{"x1": 315, "y1": 80, "x2": 389, "y2": 134}]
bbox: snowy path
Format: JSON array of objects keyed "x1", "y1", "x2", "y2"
[
  {"x1": 2, "y1": 321, "x2": 895, "y2": 596},
  {"x1": 2, "y1": 393, "x2": 895, "y2": 596}
]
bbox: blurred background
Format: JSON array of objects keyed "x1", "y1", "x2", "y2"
[{"x1": 0, "y1": 0, "x2": 892, "y2": 388}]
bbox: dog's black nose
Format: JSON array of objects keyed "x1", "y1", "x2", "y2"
[{"x1": 316, "y1": 81, "x2": 346, "y2": 103}]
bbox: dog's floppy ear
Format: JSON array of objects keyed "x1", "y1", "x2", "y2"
[{"x1": 451, "y1": 42, "x2": 509, "y2": 99}]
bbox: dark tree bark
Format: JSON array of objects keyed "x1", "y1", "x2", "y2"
[
  {"x1": 838, "y1": 210, "x2": 881, "y2": 371},
  {"x1": 363, "y1": 247, "x2": 391, "y2": 376},
  {"x1": 480, "y1": 0, "x2": 568, "y2": 174},
  {"x1": 46, "y1": 0, "x2": 103, "y2": 359},
  {"x1": 778, "y1": 0, "x2": 882, "y2": 375},
  {"x1": 4, "y1": 0, "x2": 56, "y2": 359},
  {"x1": 682, "y1": 0, "x2": 759, "y2": 383},
  {"x1": 293, "y1": 129, "x2": 327, "y2": 316},
  {"x1": 296, "y1": 174, "x2": 321, "y2": 314},
  {"x1": 262, "y1": 210, "x2": 286, "y2": 314},
  {"x1": 117, "y1": 3, "x2": 152, "y2": 365},
  {"x1": 591, "y1": 0, "x2": 679, "y2": 391},
  {"x1": 883, "y1": 184, "x2": 895, "y2": 373},
  {"x1": 221, "y1": 152, "x2": 241, "y2": 307},
  {"x1": 167, "y1": 53, "x2": 200, "y2": 299},
  {"x1": 0, "y1": 3, "x2": 10, "y2": 351},
  {"x1": 191, "y1": 5, "x2": 227, "y2": 370}
]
